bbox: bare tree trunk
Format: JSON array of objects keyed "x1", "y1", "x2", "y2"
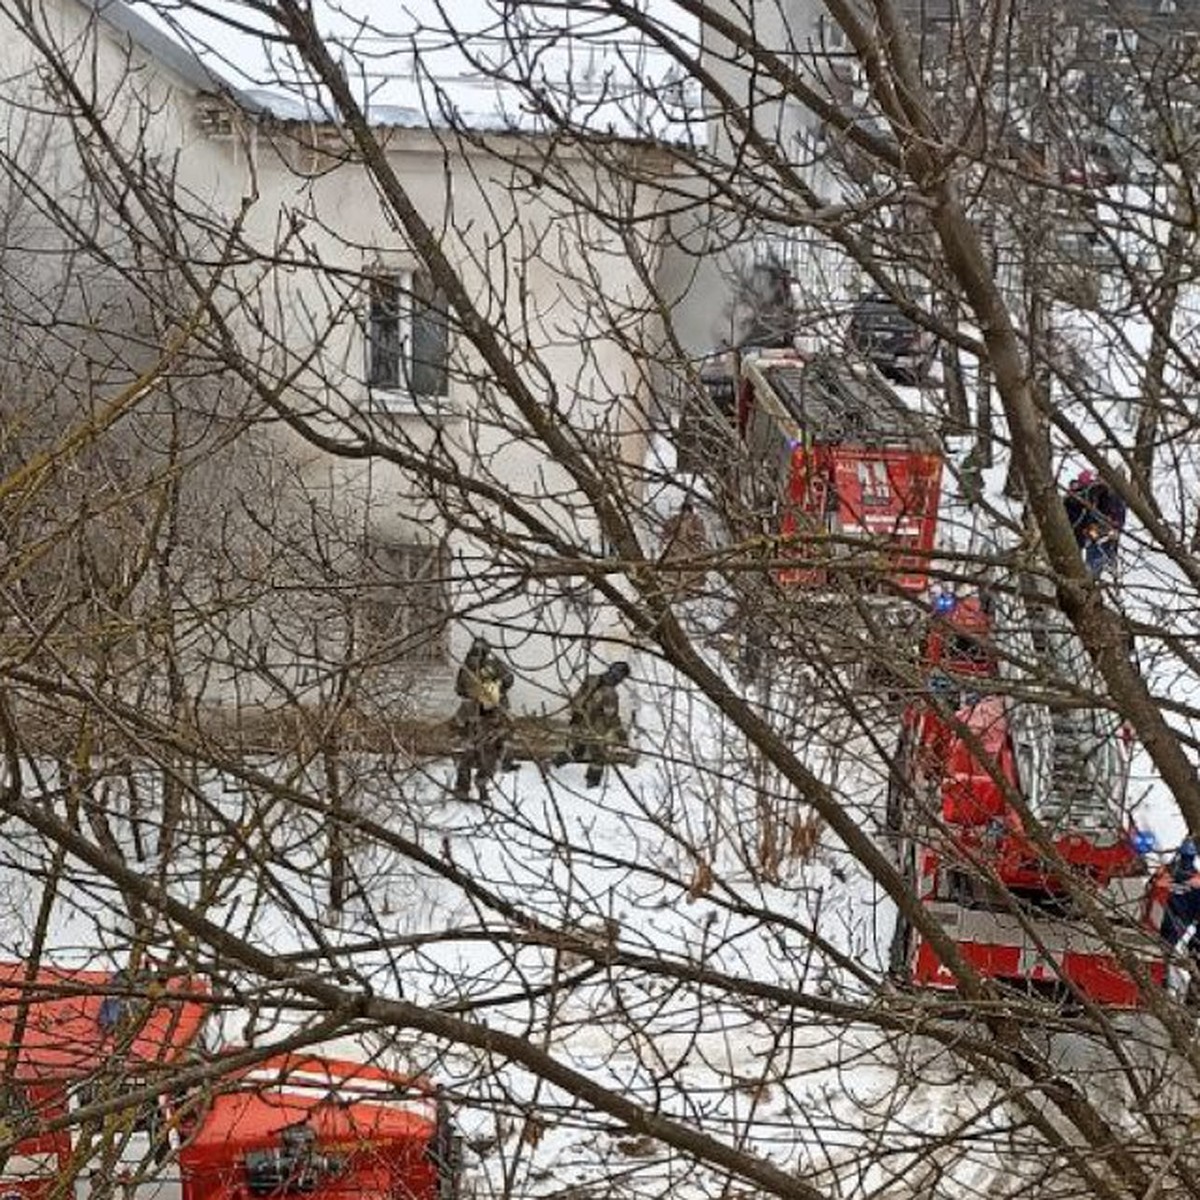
[
  {"x1": 941, "y1": 294, "x2": 969, "y2": 432},
  {"x1": 9, "y1": 1, "x2": 1200, "y2": 1196}
]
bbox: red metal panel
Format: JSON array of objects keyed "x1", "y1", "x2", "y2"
[
  {"x1": 910, "y1": 925, "x2": 1164, "y2": 1008},
  {"x1": 0, "y1": 975, "x2": 448, "y2": 1200},
  {"x1": 939, "y1": 697, "x2": 1012, "y2": 827},
  {"x1": 820, "y1": 447, "x2": 941, "y2": 592},
  {"x1": 0, "y1": 963, "x2": 209, "y2": 1080},
  {"x1": 1145, "y1": 866, "x2": 1171, "y2": 933},
  {"x1": 0, "y1": 963, "x2": 209, "y2": 1195},
  {"x1": 0, "y1": 1177, "x2": 56, "y2": 1200},
  {"x1": 779, "y1": 445, "x2": 826, "y2": 586},
  {"x1": 180, "y1": 1053, "x2": 440, "y2": 1200}
]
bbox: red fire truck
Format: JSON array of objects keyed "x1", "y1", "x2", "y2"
[
  {"x1": 736, "y1": 351, "x2": 942, "y2": 593},
  {"x1": 180, "y1": 1051, "x2": 451, "y2": 1199},
  {"x1": 888, "y1": 592, "x2": 1164, "y2": 1007},
  {"x1": 0, "y1": 963, "x2": 458, "y2": 1199}
]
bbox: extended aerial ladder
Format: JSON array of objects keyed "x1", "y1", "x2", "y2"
[
  {"x1": 1013, "y1": 576, "x2": 1130, "y2": 837},
  {"x1": 889, "y1": 573, "x2": 1161, "y2": 1007}
]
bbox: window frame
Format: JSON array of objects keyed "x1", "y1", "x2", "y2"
[
  {"x1": 816, "y1": 13, "x2": 849, "y2": 54},
  {"x1": 1172, "y1": 28, "x2": 1200, "y2": 60},
  {"x1": 1100, "y1": 26, "x2": 1137, "y2": 58},
  {"x1": 364, "y1": 267, "x2": 451, "y2": 410}
]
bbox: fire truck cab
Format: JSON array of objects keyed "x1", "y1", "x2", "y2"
[{"x1": 0, "y1": 964, "x2": 458, "y2": 1200}]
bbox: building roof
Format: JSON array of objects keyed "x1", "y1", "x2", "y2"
[
  {"x1": 83, "y1": 0, "x2": 700, "y2": 143},
  {"x1": 86, "y1": 0, "x2": 261, "y2": 108},
  {"x1": 902, "y1": 0, "x2": 1200, "y2": 19}
]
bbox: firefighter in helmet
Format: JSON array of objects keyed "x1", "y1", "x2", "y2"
[
  {"x1": 554, "y1": 661, "x2": 632, "y2": 788},
  {"x1": 1064, "y1": 468, "x2": 1126, "y2": 578},
  {"x1": 452, "y1": 636, "x2": 515, "y2": 801},
  {"x1": 1161, "y1": 837, "x2": 1200, "y2": 957}
]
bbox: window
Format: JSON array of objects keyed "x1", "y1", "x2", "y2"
[
  {"x1": 366, "y1": 270, "x2": 449, "y2": 401},
  {"x1": 816, "y1": 13, "x2": 848, "y2": 53},
  {"x1": 1054, "y1": 23, "x2": 1080, "y2": 63},
  {"x1": 358, "y1": 540, "x2": 450, "y2": 664},
  {"x1": 1172, "y1": 29, "x2": 1200, "y2": 62},
  {"x1": 1100, "y1": 27, "x2": 1137, "y2": 57}
]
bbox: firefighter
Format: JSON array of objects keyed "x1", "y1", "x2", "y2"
[
  {"x1": 553, "y1": 661, "x2": 631, "y2": 788},
  {"x1": 1160, "y1": 837, "x2": 1200, "y2": 958},
  {"x1": 452, "y1": 636, "x2": 515, "y2": 801},
  {"x1": 1064, "y1": 469, "x2": 1126, "y2": 578}
]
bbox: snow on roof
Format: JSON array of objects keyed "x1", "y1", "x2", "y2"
[
  {"x1": 96, "y1": 0, "x2": 702, "y2": 144},
  {"x1": 240, "y1": 81, "x2": 701, "y2": 146},
  {"x1": 86, "y1": 0, "x2": 239, "y2": 98}
]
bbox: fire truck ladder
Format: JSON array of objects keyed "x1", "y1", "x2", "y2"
[{"x1": 1008, "y1": 577, "x2": 1125, "y2": 837}]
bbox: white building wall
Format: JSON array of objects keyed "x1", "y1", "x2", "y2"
[
  {"x1": 0, "y1": 0, "x2": 670, "y2": 717},
  {"x1": 227, "y1": 127, "x2": 661, "y2": 709}
]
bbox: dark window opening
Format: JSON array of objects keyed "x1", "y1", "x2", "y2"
[
  {"x1": 368, "y1": 274, "x2": 402, "y2": 389},
  {"x1": 367, "y1": 271, "x2": 450, "y2": 397},
  {"x1": 410, "y1": 272, "x2": 449, "y2": 397}
]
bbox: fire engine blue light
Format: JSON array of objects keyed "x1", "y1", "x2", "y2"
[
  {"x1": 1131, "y1": 830, "x2": 1157, "y2": 855},
  {"x1": 932, "y1": 592, "x2": 957, "y2": 615}
]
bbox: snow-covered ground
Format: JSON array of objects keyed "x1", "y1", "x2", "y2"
[
  {"x1": 7, "y1": 225, "x2": 1200, "y2": 1196},
  {"x1": 0, "y1": 634, "x2": 1169, "y2": 1200}
]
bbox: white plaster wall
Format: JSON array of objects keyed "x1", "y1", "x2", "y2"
[
  {"x1": 0, "y1": 0, "x2": 671, "y2": 715},
  {"x1": 229, "y1": 128, "x2": 663, "y2": 709},
  {"x1": 659, "y1": 0, "x2": 833, "y2": 359}
]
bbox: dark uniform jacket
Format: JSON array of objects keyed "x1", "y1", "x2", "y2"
[
  {"x1": 1064, "y1": 481, "x2": 1126, "y2": 549},
  {"x1": 569, "y1": 674, "x2": 628, "y2": 747},
  {"x1": 455, "y1": 646, "x2": 514, "y2": 729}
]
